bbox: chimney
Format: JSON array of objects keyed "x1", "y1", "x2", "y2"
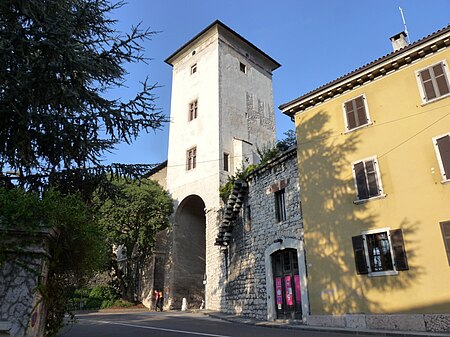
[{"x1": 390, "y1": 31, "x2": 409, "y2": 52}]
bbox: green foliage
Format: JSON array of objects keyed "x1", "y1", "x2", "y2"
[
  {"x1": 109, "y1": 299, "x2": 135, "y2": 308},
  {"x1": 0, "y1": 187, "x2": 109, "y2": 337},
  {"x1": 0, "y1": 1, "x2": 170, "y2": 335},
  {"x1": 89, "y1": 285, "x2": 117, "y2": 302},
  {"x1": 0, "y1": 188, "x2": 42, "y2": 229},
  {"x1": 219, "y1": 178, "x2": 235, "y2": 203},
  {"x1": 0, "y1": 0, "x2": 168, "y2": 181},
  {"x1": 276, "y1": 129, "x2": 297, "y2": 151},
  {"x1": 0, "y1": 188, "x2": 107, "y2": 272},
  {"x1": 219, "y1": 130, "x2": 296, "y2": 202},
  {"x1": 219, "y1": 164, "x2": 257, "y2": 202},
  {"x1": 256, "y1": 143, "x2": 280, "y2": 164},
  {"x1": 94, "y1": 178, "x2": 173, "y2": 301},
  {"x1": 67, "y1": 285, "x2": 119, "y2": 310}
]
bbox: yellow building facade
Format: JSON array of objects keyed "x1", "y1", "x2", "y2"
[{"x1": 281, "y1": 26, "x2": 450, "y2": 332}]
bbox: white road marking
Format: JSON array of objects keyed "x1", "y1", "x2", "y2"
[{"x1": 83, "y1": 319, "x2": 233, "y2": 337}]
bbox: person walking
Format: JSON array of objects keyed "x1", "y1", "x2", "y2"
[
  {"x1": 156, "y1": 291, "x2": 164, "y2": 312},
  {"x1": 154, "y1": 290, "x2": 159, "y2": 311}
]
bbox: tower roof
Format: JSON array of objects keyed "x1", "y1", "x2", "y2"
[{"x1": 165, "y1": 20, "x2": 281, "y2": 71}]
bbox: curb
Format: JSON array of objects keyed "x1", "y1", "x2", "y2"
[{"x1": 204, "y1": 312, "x2": 450, "y2": 337}]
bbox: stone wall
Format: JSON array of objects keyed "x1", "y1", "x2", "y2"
[
  {"x1": 1, "y1": 256, "x2": 44, "y2": 337},
  {"x1": 215, "y1": 148, "x2": 304, "y2": 320},
  {"x1": 307, "y1": 313, "x2": 450, "y2": 333},
  {"x1": 0, "y1": 227, "x2": 56, "y2": 337}
]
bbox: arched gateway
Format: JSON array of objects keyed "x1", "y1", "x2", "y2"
[{"x1": 170, "y1": 195, "x2": 206, "y2": 307}]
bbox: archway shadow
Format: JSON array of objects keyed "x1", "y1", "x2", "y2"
[{"x1": 169, "y1": 195, "x2": 206, "y2": 308}]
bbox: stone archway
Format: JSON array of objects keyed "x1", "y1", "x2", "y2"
[
  {"x1": 170, "y1": 194, "x2": 206, "y2": 308},
  {"x1": 265, "y1": 238, "x2": 309, "y2": 322}
]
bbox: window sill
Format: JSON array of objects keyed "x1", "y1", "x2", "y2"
[
  {"x1": 441, "y1": 178, "x2": 450, "y2": 185},
  {"x1": 343, "y1": 122, "x2": 373, "y2": 135},
  {"x1": 420, "y1": 92, "x2": 450, "y2": 106},
  {"x1": 368, "y1": 270, "x2": 398, "y2": 277},
  {"x1": 353, "y1": 194, "x2": 387, "y2": 205}
]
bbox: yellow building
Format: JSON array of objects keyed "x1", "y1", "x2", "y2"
[{"x1": 280, "y1": 26, "x2": 450, "y2": 332}]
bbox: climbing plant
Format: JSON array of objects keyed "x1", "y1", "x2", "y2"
[{"x1": 219, "y1": 130, "x2": 297, "y2": 202}]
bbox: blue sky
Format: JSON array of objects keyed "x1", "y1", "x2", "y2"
[{"x1": 104, "y1": 0, "x2": 450, "y2": 166}]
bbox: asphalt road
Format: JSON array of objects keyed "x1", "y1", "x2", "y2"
[{"x1": 57, "y1": 310, "x2": 382, "y2": 337}]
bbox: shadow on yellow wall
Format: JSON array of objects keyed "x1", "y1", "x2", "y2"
[{"x1": 297, "y1": 110, "x2": 425, "y2": 314}]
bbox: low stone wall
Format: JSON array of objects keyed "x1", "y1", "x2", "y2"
[
  {"x1": 0, "y1": 227, "x2": 56, "y2": 337},
  {"x1": 307, "y1": 313, "x2": 450, "y2": 333}
]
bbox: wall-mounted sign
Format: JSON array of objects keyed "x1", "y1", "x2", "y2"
[
  {"x1": 285, "y1": 275, "x2": 293, "y2": 306},
  {"x1": 275, "y1": 277, "x2": 282, "y2": 309}
]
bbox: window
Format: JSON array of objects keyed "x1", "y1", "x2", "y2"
[
  {"x1": 223, "y1": 153, "x2": 229, "y2": 172},
  {"x1": 191, "y1": 63, "x2": 197, "y2": 75},
  {"x1": 352, "y1": 157, "x2": 384, "y2": 202},
  {"x1": 417, "y1": 61, "x2": 450, "y2": 103},
  {"x1": 240, "y1": 62, "x2": 246, "y2": 73},
  {"x1": 186, "y1": 147, "x2": 196, "y2": 171},
  {"x1": 343, "y1": 95, "x2": 371, "y2": 131},
  {"x1": 275, "y1": 189, "x2": 287, "y2": 222},
  {"x1": 244, "y1": 205, "x2": 252, "y2": 232},
  {"x1": 188, "y1": 100, "x2": 198, "y2": 121},
  {"x1": 352, "y1": 228, "x2": 408, "y2": 276},
  {"x1": 440, "y1": 221, "x2": 450, "y2": 266},
  {"x1": 433, "y1": 133, "x2": 450, "y2": 183}
]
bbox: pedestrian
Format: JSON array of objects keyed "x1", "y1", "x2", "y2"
[
  {"x1": 154, "y1": 290, "x2": 159, "y2": 311},
  {"x1": 157, "y1": 291, "x2": 164, "y2": 312}
]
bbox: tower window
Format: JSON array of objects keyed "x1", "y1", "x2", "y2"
[
  {"x1": 188, "y1": 100, "x2": 198, "y2": 121},
  {"x1": 191, "y1": 63, "x2": 197, "y2": 75},
  {"x1": 223, "y1": 153, "x2": 229, "y2": 172},
  {"x1": 240, "y1": 62, "x2": 247, "y2": 73},
  {"x1": 186, "y1": 147, "x2": 197, "y2": 171}
]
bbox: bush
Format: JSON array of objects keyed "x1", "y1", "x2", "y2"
[
  {"x1": 89, "y1": 285, "x2": 117, "y2": 302},
  {"x1": 111, "y1": 299, "x2": 134, "y2": 308},
  {"x1": 67, "y1": 285, "x2": 119, "y2": 310}
]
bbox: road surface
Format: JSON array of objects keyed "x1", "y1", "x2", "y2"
[{"x1": 57, "y1": 310, "x2": 385, "y2": 337}]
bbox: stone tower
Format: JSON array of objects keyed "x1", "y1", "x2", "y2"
[{"x1": 163, "y1": 20, "x2": 280, "y2": 310}]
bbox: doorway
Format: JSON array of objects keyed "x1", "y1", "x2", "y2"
[
  {"x1": 172, "y1": 195, "x2": 206, "y2": 308},
  {"x1": 271, "y1": 249, "x2": 302, "y2": 319}
]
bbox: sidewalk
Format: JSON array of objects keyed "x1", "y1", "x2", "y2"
[{"x1": 201, "y1": 311, "x2": 450, "y2": 337}]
